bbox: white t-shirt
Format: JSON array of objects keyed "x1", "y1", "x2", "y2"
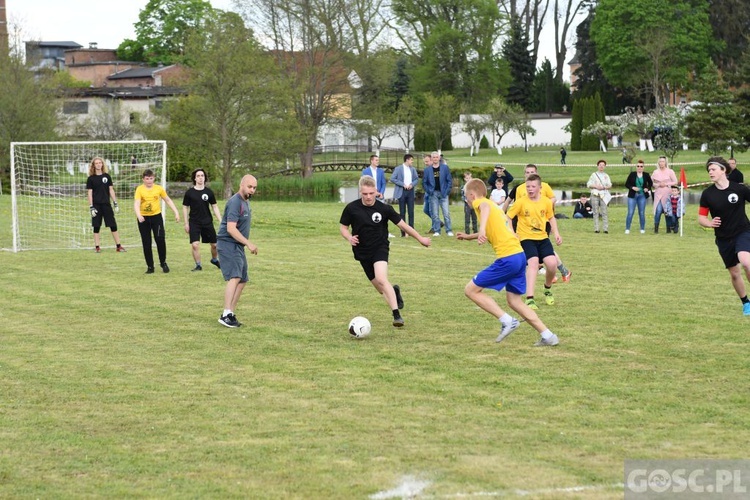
[
  {"x1": 490, "y1": 188, "x2": 506, "y2": 205},
  {"x1": 402, "y1": 165, "x2": 412, "y2": 187}
]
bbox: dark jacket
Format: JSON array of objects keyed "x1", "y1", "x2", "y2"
[{"x1": 625, "y1": 171, "x2": 653, "y2": 199}]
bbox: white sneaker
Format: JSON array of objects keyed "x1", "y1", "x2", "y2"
[
  {"x1": 496, "y1": 318, "x2": 520, "y2": 343},
  {"x1": 534, "y1": 334, "x2": 559, "y2": 347},
  {"x1": 433, "y1": 232, "x2": 440, "y2": 237},
  {"x1": 388, "y1": 233, "x2": 395, "y2": 238},
  {"x1": 625, "y1": 229, "x2": 630, "y2": 234},
  {"x1": 447, "y1": 231, "x2": 454, "y2": 237},
  {"x1": 640, "y1": 230, "x2": 645, "y2": 234},
  {"x1": 537, "y1": 267, "x2": 546, "y2": 275}
]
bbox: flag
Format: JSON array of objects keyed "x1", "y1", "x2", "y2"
[{"x1": 679, "y1": 167, "x2": 688, "y2": 188}]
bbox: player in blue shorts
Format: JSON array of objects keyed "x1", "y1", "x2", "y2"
[{"x1": 456, "y1": 178, "x2": 559, "y2": 346}]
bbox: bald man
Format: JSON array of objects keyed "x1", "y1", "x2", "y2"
[{"x1": 217, "y1": 175, "x2": 259, "y2": 328}]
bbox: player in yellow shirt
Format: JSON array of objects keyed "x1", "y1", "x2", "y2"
[
  {"x1": 506, "y1": 174, "x2": 562, "y2": 310},
  {"x1": 134, "y1": 169, "x2": 181, "y2": 274},
  {"x1": 456, "y1": 178, "x2": 559, "y2": 346}
]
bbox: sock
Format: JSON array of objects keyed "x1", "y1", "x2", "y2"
[
  {"x1": 500, "y1": 313, "x2": 513, "y2": 324},
  {"x1": 544, "y1": 285, "x2": 551, "y2": 290},
  {"x1": 196, "y1": 261, "x2": 201, "y2": 267},
  {"x1": 742, "y1": 296, "x2": 749, "y2": 304},
  {"x1": 392, "y1": 309, "x2": 400, "y2": 318},
  {"x1": 527, "y1": 295, "x2": 534, "y2": 300},
  {"x1": 211, "y1": 258, "x2": 219, "y2": 263},
  {"x1": 557, "y1": 263, "x2": 569, "y2": 275},
  {"x1": 223, "y1": 309, "x2": 232, "y2": 317},
  {"x1": 540, "y1": 329, "x2": 553, "y2": 340}
]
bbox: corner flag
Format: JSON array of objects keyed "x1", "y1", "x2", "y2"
[{"x1": 679, "y1": 167, "x2": 688, "y2": 188}]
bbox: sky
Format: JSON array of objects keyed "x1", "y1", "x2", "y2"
[{"x1": 9, "y1": 0, "x2": 580, "y2": 81}]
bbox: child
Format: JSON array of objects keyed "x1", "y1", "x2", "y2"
[
  {"x1": 461, "y1": 171, "x2": 478, "y2": 233},
  {"x1": 490, "y1": 178, "x2": 506, "y2": 206},
  {"x1": 456, "y1": 178, "x2": 559, "y2": 346},
  {"x1": 573, "y1": 194, "x2": 593, "y2": 218},
  {"x1": 134, "y1": 169, "x2": 181, "y2": 273},
  {"x1": 666, "y1": 185, "x2": 685, "y2": 233}
]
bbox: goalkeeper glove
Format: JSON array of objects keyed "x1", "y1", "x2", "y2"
[
  {"x1": 113, "y1": 201, "x2": 119, "y2": 214},
  {"x1": 90, "y1": 205, "x2": 98, "y2": 218}
]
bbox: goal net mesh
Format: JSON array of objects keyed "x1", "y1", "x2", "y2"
[{"x1": 8, "y1": 141, "x2": 166, "y2": 252}]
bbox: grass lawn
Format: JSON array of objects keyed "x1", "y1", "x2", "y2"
[{"x1": 1, "y1": 193, "x2": 749, "y2": 498}]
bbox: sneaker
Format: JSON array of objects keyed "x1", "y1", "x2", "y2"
[
  {"x1": 393, "y1": 284, "x2": 404, "y2": 310},
  {"x1": 544, "y1": 289, "x2": 555, "y2": 305},
  {"x1": 433, "y1": 232, "x2": 440, "y2": 237},
  {"x1": 562, "y1": 270, "x2": 572, "y2": 283},
  {"x1": 496, "y1": 318, "x2": 520, "y2": 343},
  {"x1": 537, "y1": 266, "x2": 546, "y2": 275},
  {"x1": 392, "y1": 314, "x2": 405, "y2": 327},
  {"x1": 640, "y1": 230, "x2": 645, "y2": 234},
  {"x1": 161, "y1": 263, "x2": 170, "y2": 273},
  {"x1": 210, "y1": 259, "x2": 221, "y2": 269},
  {"x1": 534, "y1": 334, "x2": 559, "y2": 347},
  {"x1": 218, "y1": 314, "x2": 240, "y2": 328},
  {"x1": 604, "y1": 230, "x2": 608, "y2": 234},
  {"x1": 625, "y1": 229, "x2": 630, "y2": 234},
  {"x1": 447, "y1": 231, "x2": 454, "y2": 237},
  {"x1": 744, "y1": 302, "x2": 750, "y2": 316},
  {"x1": 192, "y1": 264, "x2": 203, "y2": 272},
  {"x1": 145, "y1": 267, "x2": 155, "y2": 274},
  {"x1": 525, "y1": 298, "x2": 538, "y2": 310},
  {"x1": 116, "y1": 246, "x2": 127, "y2": 252},
  {"x1": 229, "y1": 313, "x2": 243, "y2": 326}
]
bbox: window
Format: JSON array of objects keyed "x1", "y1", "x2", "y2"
[{"x1": 63, "y1": 101, "x2": 89, "y2": 114}]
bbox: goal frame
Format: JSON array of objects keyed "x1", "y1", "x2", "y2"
[{"x1": 8, "y1": 140, "x2": 167, "y2": 252}]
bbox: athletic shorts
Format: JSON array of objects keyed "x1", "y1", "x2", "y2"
[
  {"x1": 520, "y1": 238, "x2": 555, "y2": 262},
  {"x1": 189, "y1": 222, "x2": 217, "y2": 244},
  {"x1": 716, "y1": 230, "x2": 750, "y2": 268},
  {"x1": 92, "y1": 203, "x2": 116, "y2": 230},
  {"x1": 355, "y1": 246, "x2": 389, "y2": 281},
  {"x1": 472, "y1": 252, "x2": 527, "y2": 294},
  {"x1": 217, "y1": 241, "x2": 248, "y2": 282}
]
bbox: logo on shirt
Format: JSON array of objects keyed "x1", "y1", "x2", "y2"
[
  {"x1": 372, "y1": 212, "x2": 382, "y2": 223},
  {"x1": 728, "y1": 193, "x2": 739, "y2": 204},
  {"x1": 102, "y1": 177, "x2": 108, "y2": 184},
  {"x1": 201, "y1": 193, "x2": 209, "y2": 202}
]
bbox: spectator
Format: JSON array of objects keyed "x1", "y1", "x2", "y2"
[
  {"x1": 422, "y1": 151, "x2": 453, "y2": 236},
  {"x1": 487, "y1": 164, "x2": 514, "y2": 192},
  {"x1": 652, "y1": 156, "x2": 678, "y2": 233},
  {"x1": 572, "y1": 194, "x2": 593, "y2": 219},
  {"x1": 666, "y1": 185, "x2": 685, "y2": 233},
  {"x1": 390, "y1": 154, "x2": 419, "y2": 237},
  {"x1": 489, "y1": 178, "x2": 506, "y2": 206},
  {"x1": 587, "y1": 159, "x2": 613, "y2": 234},
  {"x1": 560, "y1": 147, "x2": 567, "y2": 165},
  {"x1": 461, "y1": 171, "x2": 478, "y2": 233},
  {"x1": 624, "y1": 160, "x2": 653, "y2": 234},
  {"x1": 728, "y1": 158, "x2": 744, "y2": 183}
]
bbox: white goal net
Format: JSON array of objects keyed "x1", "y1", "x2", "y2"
[{"x1": 7, "y1": 141, "x2": 166, "y2": 252}]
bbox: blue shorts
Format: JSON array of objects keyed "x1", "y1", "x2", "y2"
[
  {"x1": 716, "y1": 230, "x2": 750, "y2": 268},
  {"x1": 217, "y1": 240, "x2": 248, "y2": 282},
  {"x1": 520, "y1": 238, "x2": 555, "y2": 261},
  {"x1": 472, "y1": 252, "x2": 527, "y2": 294}
]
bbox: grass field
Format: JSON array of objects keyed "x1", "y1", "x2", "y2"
[{"x1": 1, "y1": 192, "x2": 750, "y2": 498}]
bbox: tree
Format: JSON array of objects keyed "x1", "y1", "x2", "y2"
[
  {"x1": 496, "y1": 0, "x2": 550, "y2": 67},
  {"x1": 569, "y1": 98, "x2": 583, "y2": 150},
  {"x1": 502, "y1": 18, "x2": 535, "y2": 110},
  {"x1": 117, "y1": 0, "x2": 216, "y2": 65},
  {"x1": 708, "y1": 0, "x2": 750, "y2": 83},
  {"x1": 421, "y1": 93, "x2": 458, "y2": 150},
  {"x1": 590, "y1": 0, "x2": 714, "y2": 107},
  {"x1": 394, "y1": 94, "x2": 419, "y2": 150},
  {"x1": 462, "y1": 115, "x2": 492, "y2": 156},
  {"x1": 170, "y1": 11, "x2": 302, "y2": 196},
  {"x1": 647, "y1": 106, "x2": 688, "y2": 161},
  {"x1": 76, "y1": 99, "x2": 135, "y2": 141},
  {"x1": 529, "y1": 58, "x2": 570, "y2": 113},
  {"x1": 486, "y1": 97, "x2": 525, "y2": 154},
  {"x1": 513, "y1": 114, "x2": 537, "y2": 152},
  {"x1": 551, "y1": 0, "x2": 588, "y2": 82},
  {"x1": 684, "y1": 63, "x2": 744, "y2": 155}
]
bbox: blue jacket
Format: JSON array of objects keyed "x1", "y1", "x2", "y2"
[
  {"x1": 422, "y1": 164, "x2": 453, "y2": 197},
  {"x1": 361, "y1": 166, "x2": 386, "y2": 197},
  {"x1": 390, "y1": 164, "x2": 419, "y2": 200}
]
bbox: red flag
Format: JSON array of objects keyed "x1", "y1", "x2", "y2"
[{"x1": 679, "y1": 167, "x2": 688, "y2": 188}]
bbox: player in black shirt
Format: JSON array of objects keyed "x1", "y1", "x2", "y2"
[
  {"x1": 86, "y1": 157, "x2": 125, "y2": 253},
  {"x1": 698, "y1": 156, "x2": 750, "y2": 316},
  {"x1": 182, "y1": 169, "x2": 222, "y2": 271},
  {"x1": 339, "y1": 175, "x2": 431, "y2": 327}
]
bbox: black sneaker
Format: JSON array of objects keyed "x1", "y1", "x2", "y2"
[
  {"x1": 161, "y1": 263, "x2": 170, "y2": 273},
  {"x1": 210, "y1": 259, "x2": 221, "y2": 269},
  {"x1": 229, "y1": 313, "x2": 242, "y2": 326},
  {"x1": 392, "y1": 314, "x2": 405, "y2": 327},
  {"x1": 393, "y1": 284, "x2": 404, "y2": 310},
  {"x1": 192, "y1": 264, "x2": 203, "y2": 272},
  {"x1": 218, "y1": 314, "x2": 240, "y2": 328},
  {"x1": 145, "y1": 267, "x2": 155, "y2": 274}
]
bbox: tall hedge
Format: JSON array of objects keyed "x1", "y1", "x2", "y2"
[{"x1": 570, "y1": 99, "x2": 583, "y2": 151}]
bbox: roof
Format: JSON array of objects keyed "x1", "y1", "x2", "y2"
[
  {"x1": 64, "y1": 86, "x2": 188, "y2": 98},
  {"x1": 108, "y1": 65, "x2": 176, "y2": 80},
  {"x1": 28, "y1": 41, "x2": 83, "y2": 49}
]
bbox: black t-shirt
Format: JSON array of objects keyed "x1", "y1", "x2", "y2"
[
  {"x1": 699, "y1": 182, "x2": 750, "y2": 239},
  {"x1": 339, "y1": 199, "x2": 401, "y2": 258},
  {"x1": 182, "y1": 187, "x2": 217, "y2": 225},
  {"x1": 432, "y1": 167, "x2": 441, "y2": 192},
  {"x1": 728, "y1": 168, "x2": 744, "y2": 183},
  {"x1": 86, "y1": 174, "x2": 113, "y2": 205}
]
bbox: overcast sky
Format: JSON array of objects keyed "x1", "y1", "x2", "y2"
[{"x1": 9, "y1": 0, "x2": 578, "y2": 80}]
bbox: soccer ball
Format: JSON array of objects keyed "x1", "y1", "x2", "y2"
[{"x1": 348, "y1": 316, "x2": 371, "y2": 338}]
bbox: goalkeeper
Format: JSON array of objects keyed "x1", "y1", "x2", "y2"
[{"x1": 86, "y1": 157, "x2": 125, "y2": 253}]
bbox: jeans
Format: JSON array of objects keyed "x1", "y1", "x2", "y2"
[
  {"x1": 398, "y1": 189, "x2": 415, "y2": 235},
  {"x1": 430, "y1": 192, "x2": 452, "y2": 234},
  {"x1": 464, "y1": 202, "x2": 477, "y2": 233},
  {"x1": 625, "y1": 194, "x2": 647, "y2": 231},
  {"x1": 654, "y1": 200, "x2": 667, "y2": 229}
]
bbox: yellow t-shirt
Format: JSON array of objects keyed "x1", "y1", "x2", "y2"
[
  {"x1": 513, "y1": 181, "x2": 554, "y2": 201},
  {"x1": 472, "y1": 197, "x2": 523, "y2": 258},
  {"x1": 135, "y1": 184, "x2": 167, "y2": 216},
  {"x1": 506, "y1": 196, "x2": 554, "y2": 241}
]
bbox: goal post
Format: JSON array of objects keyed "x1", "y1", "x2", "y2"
[{"x1": 7, "y1": 141, "x2": 167, "y2": 252}]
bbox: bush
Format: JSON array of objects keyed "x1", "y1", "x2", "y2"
[{"x1": 479, "y1": 135, "x2": 490, "y2": 149}]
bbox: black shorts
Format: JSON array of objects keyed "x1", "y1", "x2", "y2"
[
  {"x1": 520, "y1": 238, "x2": 555, "y2": 262},
  {"x1": 355, "y1": 246, "x2": 389, "y2": 281},
  {"x1": 92, "y1": 203, "x2": 116, "y2": 229},
  {"x1": 716, "y1": 230, "x2": 750, "y2": 268},
  {"x1": 189, "y1": 222, "x2": 217, "y2": 244}
]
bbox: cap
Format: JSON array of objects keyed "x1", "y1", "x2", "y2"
[{"x1": 494, "y1": 164, "x2": 503, "y2": 169}]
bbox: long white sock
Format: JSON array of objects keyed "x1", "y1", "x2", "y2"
[
  {"x1": 500, "y1": 313, "x2": 513, "y2": 324},
  {"x1": 540, "y1": 329, "x2": 553, "y2": 340}
]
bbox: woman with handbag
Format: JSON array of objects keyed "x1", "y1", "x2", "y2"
[{"x1": 587, "y1": 159, "x2": 613, "y2": 233}]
